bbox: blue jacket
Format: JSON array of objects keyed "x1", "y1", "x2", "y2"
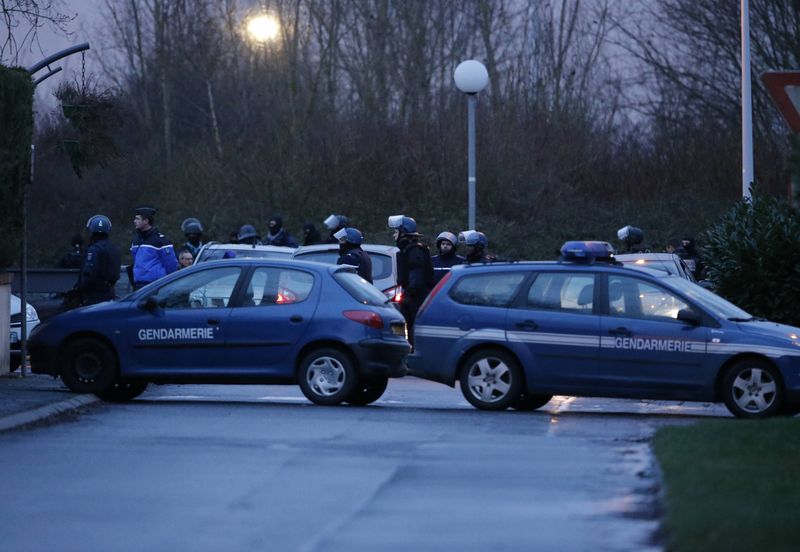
[
  {"x1": 431, "y1": 253, "x2": 464, "y2": 285},
  {"x1": 131, "y1": 227, "x2": 178, "y2": 286}
]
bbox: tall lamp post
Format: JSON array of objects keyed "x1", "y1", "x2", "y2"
[{"x1": 454, "y1": 60, "x2": 489, "y2": 230}]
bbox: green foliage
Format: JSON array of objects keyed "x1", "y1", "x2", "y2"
[
  {"x1": 654, "y1": 419, "x2": 800, "y2": 551},
  {"x1": 0, "y1": 65, "x2": 33, "y2": 269},
  {"x1": 702, "y1": 189, "x2": 800, "y2": 325}
]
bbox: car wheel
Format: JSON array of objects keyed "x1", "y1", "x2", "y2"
[
  {"x1": 722, "y1": 359, "x2": 784, "y2": 418},
  {"x1": 459, "y1": 349, "x2": 522, "y2": 411},
  {"x1": 60, "y1": 338, "x2": 118, "y2": 394},
  {"x1": 512, "y1": 393, "x2": 552, "y2": 412},
  {"x1": 297, "y1": 348, "x2": 357, "y2": 406},
  {"x1": 345, "y1": 376, "x2": 389, "y2": 406},
  {"x1": 97, "y1": 380, "x2": 148, "y2": 402}
]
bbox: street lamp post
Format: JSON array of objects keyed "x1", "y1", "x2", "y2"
[{"x1": 454, "y1": 60, "x2": 489, "y2": 231}]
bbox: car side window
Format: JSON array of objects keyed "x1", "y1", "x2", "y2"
[
  {"x1": 245, "y1": 267, "x2": 315, "y2": 306},
  {"x1": 608, "y1": 275, "x2": 690, "y2": 321},
  {"x1": 526, "y1": 273, "x2": 595, "y2": 313},
  {"x1": 449, "y1": 272, "x2": 526, "y2": 307},
  {"x1": 154, "y1": 267, "x2": 241, "y2": 309}
]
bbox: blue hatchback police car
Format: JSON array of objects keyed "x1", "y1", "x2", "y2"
[
  {"x1": 407, "y1": 242, "x2": 800, "y2": 418},
  {"x1": 28, "y1": 259, "x2": 410, "y2": 406}
]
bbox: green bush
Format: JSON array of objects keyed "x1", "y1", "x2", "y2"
[
  {"x1": 0, "y1": 65, "x2": 34, "y2": 269},
  {"x1": 702, "y1": 189, "x2": 800, "y2": 325}
]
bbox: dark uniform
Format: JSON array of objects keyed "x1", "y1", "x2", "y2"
[
  {"x1": 263, "y1": 215, "x2": 299, "y2": 248},
  {"x1": 431, "y1": 231, "x2": 464, "y2": 285},
  {"x1": 338, "y1": 246, "x2": 373, "y2": 283},
  {"x1": 78, "y1": 237, "x2": 121, "y2": 305}
]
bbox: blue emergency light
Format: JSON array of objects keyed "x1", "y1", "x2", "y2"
[{"x1": 560, "y1": 241, "x2": 616, "y2": 263}]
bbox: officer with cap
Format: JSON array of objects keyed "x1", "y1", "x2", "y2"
[
  {"x1": 263, "y1": 213, "x2": 299, "y2": 247},
  {"x1": 130, "y1": 206, "x2": 178, "y2": 289},
  {"x1": 181, "y1": 217, "x2": 205, "y2": 257},
  {"x1": 388, "y1": 214, "x2": 434, "y2": 344},
  {"x1": 77, "y1": 215, "x2": 121, "y2": 305},
  {"x1": 459, "y1": 230, "x2": 494, "y2": 263},
  {"x1": 431, "y1": 231, "x2": 464, "y2": 285},
  {"x1": 335, "y1": 227, "x2": 372, "y2": 283}
]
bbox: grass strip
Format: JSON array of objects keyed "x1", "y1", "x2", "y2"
[{"x1": 653, "y1": 419, "x2": 800, "y2": 551}]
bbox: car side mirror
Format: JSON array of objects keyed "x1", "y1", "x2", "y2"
[
  {"x1": 677, "y1": 308, "x2": 700, "y2": 325},
  {"x1": 139, "y1": 296, "x2": 159, "y2": 311}
]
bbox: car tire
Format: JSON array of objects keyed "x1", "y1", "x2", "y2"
[
  {"x1": 512, "y1": 393, "x2": 552, "y2": 412},
  {"x1": 297, "y1": 348, "x2": 358, "y2": 406},
  {"x1": 97, "y1": 380, "x2": 148, "y2": 402},
  {"x1": 345, "y1": 376, "x2": 389, "y2": 406},
  {"x1": 722, "y1": 359, "x2": 784, "y2": 418},
  {"x1": 459, "y1": 349, "x2": 523, "y2": 411},
  {"x1": 60, "y1": 338, "x2": 118, "y2": 394}
]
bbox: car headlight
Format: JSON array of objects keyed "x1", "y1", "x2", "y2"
[{"x1": 26, "y1": 304, "x2": 38, "y2": 322}]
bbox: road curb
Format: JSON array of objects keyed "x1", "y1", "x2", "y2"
[{"x1": 0, "y1": 394, "x2": 101, "y2": 433}]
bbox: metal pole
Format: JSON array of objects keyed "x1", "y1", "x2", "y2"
[
  {"x1": 20, "y1": 145, "x2": 33, "y2": 377},
  {"x1": 741, "y1": 0, "x2": 754, "y2": 200},
  {"x1": 467, "y1": 94, "x2": 477, "y2": 230}
]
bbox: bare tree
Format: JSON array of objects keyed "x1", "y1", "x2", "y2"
[{"x1": 1, "y1": 0, "x2": 75, "y2": 65}]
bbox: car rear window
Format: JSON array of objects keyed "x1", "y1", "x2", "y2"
[
  {"x1": 197, "y1": 248, "x2": 293, "y2": 263},
  {"x1": 449, "y1": 272, "x2": 526, "y2": 307},
  {"x1": 333, "y1": 272, "x2": 389, "y2": 306},
  {"x1": 296, "y1": 251, "x2": 393, "y2": 280}
]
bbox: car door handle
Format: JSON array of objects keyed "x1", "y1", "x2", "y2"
[
  {"x1": 608, "y1": 326, "x2": 632, "y2": 337},
  {"x1": 290, "y1": 315, "x2": 303, "y2": 323},
  {"x1": 207, "y1": 318, "x2": 220, "y2": 325},
  {"x1": 515, "y1": 320, "x2": 539, "y2": 331}
]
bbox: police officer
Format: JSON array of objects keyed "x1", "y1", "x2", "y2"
[
  {"x1": 388, "y1": 215, "x2": 434, "y2": 343},
  {"x1": 460, "y1": 230, "x2": 494, "y2": 263},
  {"x1": 181, "y1": 217, "x2": 205, "y2": 257},
  {"x1": 237, "y1": 224, "x2": 261, "y2": 245},
  {"x1": 263, "y1": 214, "x2": 299, "y2": 247},
  {"x1": 78, "y1": 215, "x2": 121, "y2": 305},
  {"x1": 681, "y1": 236, "x2": 705, "y2": 280},
  {"x1": 57, "y1": 234, "x2": 84, "y2": 268},
  {"x1": 335, "y1": 227, "x2": 372, "y2": 283},
  {"x1": 323, "y1": 214, "x2": 350, "y2": 243},
  {"x1": 302, "y1": 222, "x2": 323, "y2": 246},
  {"x1": 130, "y1": 206, "x2": 178, "y2": 289},
  {"x1": 431, "y1": 231, "x2": 464, "y2": 285}
]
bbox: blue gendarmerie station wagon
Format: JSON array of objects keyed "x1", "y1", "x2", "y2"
[
  {"x1": 407, "y1": 241, "x2": 800, "y2": 418},
  {"x1": 28, "y1": 259, "x2": 410, "y2": 406}
]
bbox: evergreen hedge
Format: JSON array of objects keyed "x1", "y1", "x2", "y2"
[
  {"x1": 702, "y1": 189, "x2": 800, "y2": 326},
  {"x1": 0, "y1": 65, "x2": 34, "y2": 268}
]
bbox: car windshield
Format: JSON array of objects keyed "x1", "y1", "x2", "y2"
[
  {"x1": 333, "y1": 271, "x2": 389, "y2": 306},
  {"x1": 665, "y1": 277, "x2": 752, "y2": 320},
  {"x1": 196, "y1": 248, "x2": 293, "y2": 263},
  {"x1": 295, "y1": 251, "x2": 393, "y2": 280}
]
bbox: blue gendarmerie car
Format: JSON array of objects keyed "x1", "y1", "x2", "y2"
[
  {"x1": 407, "y1": 241, "x2": 800, "y2": 418},
  {"x1": 28, "y1": 259, "x2": 410, "y2": 406}
]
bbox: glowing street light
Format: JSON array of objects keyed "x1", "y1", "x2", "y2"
[{"x1": 247, "y1": 14, "x2": 280, "y2": 44}]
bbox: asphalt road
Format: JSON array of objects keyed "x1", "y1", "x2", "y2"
[{"x1": 0, "y1": 378, "x2": 729, "y2": 552}]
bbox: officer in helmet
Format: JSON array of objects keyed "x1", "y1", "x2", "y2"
[
  {"x1": 77, "y1": 215, "x2": 121, "y2": 305},
  {"x1": 388, "y1": 215, "x2": 434, "y2": 344},
  {"x1": 180, "y1": 217, "x2": 205, "y2": 257},
  {"x1": 460, "y1": 230, "x2": 494, "y2": 263},
  {"x1": 323, "y1": 214, "x2": 350, "y2": 243},
  {"x1": 431, "y1": 231, "x2": 464, "y2": 285},
  {"x1": 237, "y1": 224, "x2": 261, "y2": 246},
  {"x1": 335, "y1": 227, "x2": 372, "y2": 283}
]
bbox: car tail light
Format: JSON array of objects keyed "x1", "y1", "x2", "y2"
[
  {"x1": 343, "y1": 310, "x2": 384, "y2": 329},
  {"x1": 416, "y1": 272, "x2": 451, "y2": 318},
  {"x1": 383, "y1": 285, "x2": 403, "y2": 303}
]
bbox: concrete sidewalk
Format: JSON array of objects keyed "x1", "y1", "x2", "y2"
[{"x1": 0, "y1": 373, "x2": 99, "y2": 433}]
